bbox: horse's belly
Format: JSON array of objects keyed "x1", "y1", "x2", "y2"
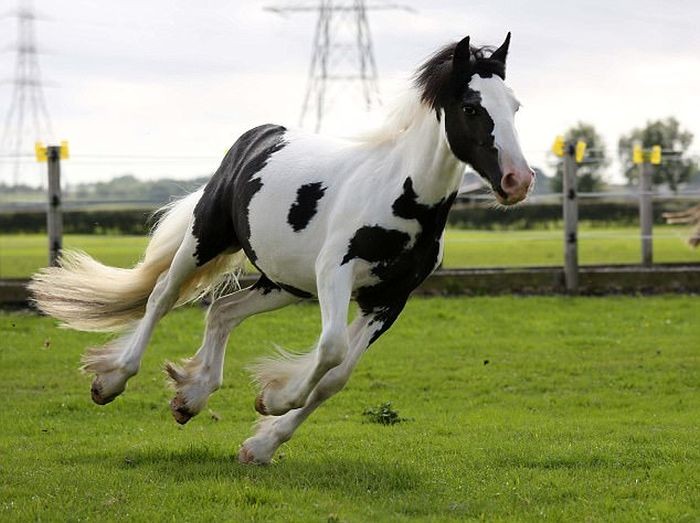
[
  {"x1": 245, "y1": 164, "x2": 333, "y2": 294},
  {"x1": 246, "y1": 196, "x2": 380, "y2": 296},
  {"x1": 249, "y1": 227, "x2": 323, "y2": 293}
]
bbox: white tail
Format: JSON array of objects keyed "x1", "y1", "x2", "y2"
[{"x1": 29, "y1": 189, "x2": 246, "y2": 332}]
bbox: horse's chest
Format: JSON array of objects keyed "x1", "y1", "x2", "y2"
[
  {"x1": 345, "y1": 223, "x2": 443, "y2": 285},
  {"x1": 341, "y1": 178, "x2": 456, "y2": 300}
]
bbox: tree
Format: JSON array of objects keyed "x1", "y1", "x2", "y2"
[
  {"x1": 618, "y1": 117, "x2": 698, "y2": 191},
  {"x1": 551, "y1": 122, "x2": 607, "y2": 193}
]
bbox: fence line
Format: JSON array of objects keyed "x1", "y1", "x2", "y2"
[
  {"x1": 443, "y1": 232, "x2": 688, "y2": 243},
  {"x1": 0, "y1": 153, "x2": 221, "y2": 160},
  {"x1": 457, "y1": 190, "x2": 700, "y2": 201},
  {"x1": 5, "y1": 191, "x2": 700, "y2": 207},
  {"x1": 3, "y1": 144, "x2": 699, "y2": 293}
]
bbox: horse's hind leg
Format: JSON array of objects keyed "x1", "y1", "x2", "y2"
[
  {"x1": 165, "y1": 281, "x2": 299, "y2": 424},
  {"x1": 84, "y1": 231, "x2": 200, "y2": 404}
]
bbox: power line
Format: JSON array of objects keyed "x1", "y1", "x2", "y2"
[
  {"x1": 265, "y1": 0, "x2": 412, "y2": 132},
  {"x1": 0, "y1": 0, "x2": 53, "y2": 186}
]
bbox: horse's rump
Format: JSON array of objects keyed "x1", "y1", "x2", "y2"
[{"x1": 29, "y1": 190, "x2": 245, "y2": 332}]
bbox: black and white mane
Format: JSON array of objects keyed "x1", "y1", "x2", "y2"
[{"x1": 416, "y1": 42, "x2": 506, "y2": 117}]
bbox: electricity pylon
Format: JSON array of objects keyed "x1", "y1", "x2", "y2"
[
  {"x1": 1, "y1": 0, "x2": 53, "y2": 185},
  {"x1": 265, "y1": 1, "x2": 413, "y2": 132}
]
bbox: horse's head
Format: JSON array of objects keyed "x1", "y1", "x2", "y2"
[{"x1": 417, "y1": 33, "x2": 534, "y2": 205}]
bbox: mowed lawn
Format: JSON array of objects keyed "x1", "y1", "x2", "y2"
[
  {"x1": 0, "y1": 296, "x2": 698, "y2": 521},
  {"x1": 1, "y1": 226, "x2": 699, "y2": 278}
]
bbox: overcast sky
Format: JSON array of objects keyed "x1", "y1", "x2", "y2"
[{"x1": 1, "y1": 0, "x2": 699, "y2": 187}]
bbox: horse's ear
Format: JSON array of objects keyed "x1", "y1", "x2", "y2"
[
  {"x1": 490, "y1": 32, "x2": 511, "y2": 65},
  {"x1": 453, "y1": 35, "x2": 471, "y2": 77}
]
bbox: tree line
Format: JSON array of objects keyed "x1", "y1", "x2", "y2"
[
  {"x1": 551, "y1": 117, "x2": 698, "y2": 193},
  {"x1": 1, "y1": 117, "x2": 697, "y2": 200},
  {"x1": 0, "y1": 175, "x2": 209, "y2": 201}
]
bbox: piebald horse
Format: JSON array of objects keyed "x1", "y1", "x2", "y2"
[{"x1": 31, "y1": 33, "x2": 534, "y2": 464}]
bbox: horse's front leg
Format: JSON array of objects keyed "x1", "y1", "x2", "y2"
[
  {"x1": 254, "y1": 263, "x2": 353, "y2": 416},
  {"x1": 240, "y1": 301, "x2": 406, "y2": 464}
]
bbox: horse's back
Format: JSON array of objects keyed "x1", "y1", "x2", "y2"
[{"x1": 243, "y1": 130, "x2": 365, "y2": 293}]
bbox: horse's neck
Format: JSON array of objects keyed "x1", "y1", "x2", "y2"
[{"x1": 383, "y1": 106, "x2": 463, "y2": 204}]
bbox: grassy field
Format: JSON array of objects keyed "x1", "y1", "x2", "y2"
[
  {"x1": 1, "y1": 296, "x2": 698, "y2": 521},
  {"x1": 0, "y1": 234, "x2": 149, "y2": 278},
  {"x1": 1, "y1": 226, "x2": 698, "y2": 278}
]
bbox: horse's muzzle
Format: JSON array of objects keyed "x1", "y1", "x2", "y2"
[{"x1": 498, "y1": 168, "x2": 535, "y2": 205}]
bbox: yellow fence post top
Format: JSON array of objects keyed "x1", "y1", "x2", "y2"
[
  {"x1": 575, "y1": 140, "x2": 587, "y2": 163},
  {"x1": 552, "y1": 135, "x2": 565, "y2": 157},
  {"x1": 60, "y1": 140, "x2": 70, "y2": 160},
  {"x1": 35, "y1": 141, "x2": 47, "y2": 162},
  {"x1": 35, "y1": 141, "x2": 69, "y2": 161},
  {"x1": 632, "y1": 143, "x2": 643, "y2": 165},
  {"x1": 650, "y1": 145, "x2": 662, "y2": 165}
]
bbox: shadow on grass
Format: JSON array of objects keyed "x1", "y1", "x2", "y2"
[{"x1": 66, "y1": 445, "x2": 424, "y2": 497}]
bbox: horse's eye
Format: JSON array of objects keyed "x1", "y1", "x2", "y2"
[{"x1": 463, "y1": 105, "x2": 476, "y2": 116}]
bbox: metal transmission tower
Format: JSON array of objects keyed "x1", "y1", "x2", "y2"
[
  {"x1": 1, "y1": 0, "x2": 53, "y2": 185},
  {"x1": 265, "y1": 1, "x2": 412, "y2": 132}
]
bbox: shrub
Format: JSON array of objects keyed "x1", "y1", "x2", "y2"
[{"x1": 362, "y1": 402, "x2": 406, "y2": 425}]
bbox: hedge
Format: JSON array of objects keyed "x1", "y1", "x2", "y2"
[
  {"x1": 0, "y1": 208, "x2": 158, "y2": 235},
  {"x1": 447, "y1": 200, "x2": 691, "y2": 230},
  {"x1": 0, "y1": 200, "x2": 693, "y2": 235}
]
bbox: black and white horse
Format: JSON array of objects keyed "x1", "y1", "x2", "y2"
[{"x1": 31, "y1": 34, "x2": 534, "y2": 464}]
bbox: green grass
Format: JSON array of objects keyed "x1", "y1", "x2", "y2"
[
  {"x1": 441, "y1": 226, "x2": 700, "y2": 268},
  {"x1": 0, "y1": 234, "x2": 149, "y2": 278},
  {"x1": 1, "y1": 296, "x2": 698, "y2": 521},
  {"x1": 1, "y1": 226, "x2": 699, "y2": 278}
]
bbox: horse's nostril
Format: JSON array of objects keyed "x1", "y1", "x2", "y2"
[{"x1": 501, "y1": 173, "x2": 519, "y2": 191}]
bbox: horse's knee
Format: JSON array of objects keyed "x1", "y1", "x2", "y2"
[{"x1": 317, "y1": 327, "x2": 348, "y2": 369}]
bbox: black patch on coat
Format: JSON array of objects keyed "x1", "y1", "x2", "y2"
[
  {"x1": 252, "y1": 273, "x2": 313, "y2": 299},
  {"x1": 191, "y1": 124, "x2": 287, "y2": 266},
  {"x1": 276, "y1": 282, "x2": 314, "y2": 299},
  {"x1": 365, "y1": 300, "x2": 408, "y2": 346},
  {"x1": 342, "y1": 177, "x2": 457, "y2": 343},
  {"x1": 252, "y1": 274, "x2": 282, "y2": 295},
  {"x1": 443, "y1": 92, "x2": 504, "y2": 197},
  {"x1": 341, "y1": 226, "x2": 410, "y2": 265},
  {"x1": 287, "y1": 182, "x2": 326, "y2": 232}
]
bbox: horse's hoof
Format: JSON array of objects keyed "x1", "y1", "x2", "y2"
[
  {"x1": 170, "y1": 394, "x2": 195, "y2": 425},
  {"x1": 90, "y1": 378, "x2": 117, "y2": 405},
  {"x1": 254, "y1": 393, "x2": 268, "y2": 415},
  {"x1": 238, "y1": 444, "x2": 268, "y2": 465},
  {"x1": 238, "y1": 446, "x2": 255, "y2": 464}
]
